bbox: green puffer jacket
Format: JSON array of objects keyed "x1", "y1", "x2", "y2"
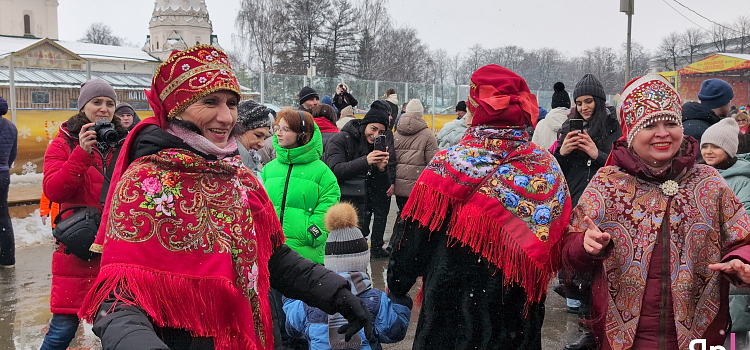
[
  {"x1": 719, "y1": 155, "x2": 750, "y2": 213},
  {"x1": 262, "y1": 123, "x2": 340, "y2": 263}
]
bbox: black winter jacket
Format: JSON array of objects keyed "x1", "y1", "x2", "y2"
[
  {"x1": 0, "y1": 118, "x2": 17, "y2": 172},
  {"x1": 682, "y1": 101, "x2": 722, "y2": 144},
  {"x1": 93, "y1": 125, "x2": 354, "y2": 350},
  {"x1": 332, "y1": 91, "x2": 358, "y2": 112},
  {"x1": 324, "y1": 119, "x2": 393, "y2": 189},
  {"x1": 554, "y1": 107, "x2": 621, "y2": 207}
]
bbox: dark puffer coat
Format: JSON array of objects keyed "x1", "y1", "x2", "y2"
[
  {"x1": 0, "y1": 118, "x2": 17, "y2": 172},
  {"x1": 324, "y1": 119, "x2": 392, "y2": 189},
  {"x1": 682, "y1": 101, "x2": 722, "y2": 144}
]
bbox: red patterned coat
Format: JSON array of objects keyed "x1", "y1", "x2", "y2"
[{"x1": 564, "y1": 164, "x2": 750, "y2": 350}]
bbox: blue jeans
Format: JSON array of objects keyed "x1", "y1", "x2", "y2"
[{"x1": 40, "y1": 314, "x2": 79, "y2": 350}]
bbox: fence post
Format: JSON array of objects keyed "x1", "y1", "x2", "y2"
[
  {"x1": 374, "y1": 80, "x2": 379, "y2": 101},
  {"x1": 8, "y1": 53, "x2": 16, "y2": 124},
  {"x1": 260, "y1": 70, "x2": 264, "y2": 104},
  {"x1": 457, "y1": 85, "x2": 460, "y2": 105},
  {"x1": 404, "y1": 82, "x2": 408, "y2": 102},
  {"x1": 86, "y1": 60, "x2": 91, "y2": 80},
  {"x1": 432, "y1": 84, "x2": 436, "y2": 132}
]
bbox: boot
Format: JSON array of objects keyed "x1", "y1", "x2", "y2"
[
  {"x1": 371, "y1": 247, "x2": 390, "y2": 258},
  {"x1": 563, "y1": 329, "x2": 596, "y2": 350}
]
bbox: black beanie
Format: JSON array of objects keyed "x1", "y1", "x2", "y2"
[
  {"x1": 573, "y1": 74, "x2": 606, "y2": 101},
  {"x1": 361, "y1": 100, "x2": 391, "y2": 127},
  {"x1": 551, "y1": 82, "x2": 571, "y2": 109},
  {"x1": 298, "y1": 86, "x2": 319, "y2": 105},
  {"x1": 237, "y1": 100, "x2": 273, "y2": 131},
  {"x1": 456, "y1": 101, "x2": 467, "y2": 112}
]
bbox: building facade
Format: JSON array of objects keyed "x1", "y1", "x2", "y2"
[{"x1": 0, "y1": 0, "x2": 59, "y2": 39}]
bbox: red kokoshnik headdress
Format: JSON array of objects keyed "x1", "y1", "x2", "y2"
[
  {"x1": 80, "y1": 45, "x2": 281, "y2": 349},
  {"x1": 402, "y1": 64, "x2": 571, "y2": 306}
]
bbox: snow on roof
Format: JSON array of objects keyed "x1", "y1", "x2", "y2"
[
  {"x1": 155, "y1": 0, "x2": 208, "y2": 12},
  {"x1": 0, "y1": 36, "x2": 44, "y2": 58},
  {"x1": 0, "y1": 35, "x2": 159, "y2": 62}
]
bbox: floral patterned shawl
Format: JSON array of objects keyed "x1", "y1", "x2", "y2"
[
  {"x1": 402, "y1": 126, "x2": 571, "y2": 304},
  {"x1": 79, "y1": 148, "x2": 283, "y2": 350}
]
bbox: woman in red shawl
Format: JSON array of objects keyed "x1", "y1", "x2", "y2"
[
  {"x1": 387, "y1": 64, "x2": 572, "y2": 349},
  {"x1": 77, "y1": 45, "x2": 372, "y2": 350},
  {"x1": 563, "y1": 74, "x2": 750, "y2": 350}
]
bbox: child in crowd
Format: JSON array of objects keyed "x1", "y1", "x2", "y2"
[{"x1": 283, "y1": 202, "x2": 412, "y2": 350}]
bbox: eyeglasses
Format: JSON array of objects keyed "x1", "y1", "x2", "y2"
[{"x1": 273, "y1": 125, "x2": 292, "y2": 134}]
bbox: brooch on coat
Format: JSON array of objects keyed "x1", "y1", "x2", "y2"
[{"x1": 660, "y1": 180, "x2": 679, "y2": 196}]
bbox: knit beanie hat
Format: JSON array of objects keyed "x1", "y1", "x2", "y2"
[
  {"x1": 237, "y1": 100, "x2": 273, "y2": 131},
  {"x1": 114, "y1": 102, "x2": 135, "y2": 116},
  {"x1": 321, "y1": 95, "x2": 339, "y2": 114},
  {"x1": 456, "y1": 101, "x2": 467, "y2": 112},
  {"x1": 405, "y1": 99, "x2": 423, "y2": 115},
  {"x1": 698, "y1": 79, "x2": 734, "y2": 110},
  {"x1": 340, "y1": 105, "x2": 354, "y2": 118},
  {"x1": 551, "y1": 82, "x2": 571, "y2": 109},
  {"x1": 361, "y1": 100, "x2": 391, "y2": 127},
  {"x1": 701, "y1": 117, "x2": 740, "y2": 158},
  {"x1": 0, "y1": 96, "x2": 7, "y2": 116},
  {"x1": 78, "y1": 79, "x2": 117, "y2": 111},
  {"x1": 573, "y1": 74, "x2": 606, "y2": 101},
  {"x1": 298, "y1": 86, "x2": 319, "y2": 105},
  {"x1": 324, "y1": 203, "x2": 369, "y2": 273}
]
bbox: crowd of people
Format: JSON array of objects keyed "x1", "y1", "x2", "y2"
[{"x1": 3, "y1": 43, "x2": 750, "y2": 350}]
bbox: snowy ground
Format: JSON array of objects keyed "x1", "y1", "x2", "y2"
[{"x1": 9, "y1": 173, "x2": 53, "y2": 248}]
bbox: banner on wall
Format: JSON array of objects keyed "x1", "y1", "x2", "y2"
[
  {"x1": 5, "y1": 110, "x2": 155, "y2": 175},
  {"x1": 679, "y1": 54, "x2": 750, "y2": 75}
]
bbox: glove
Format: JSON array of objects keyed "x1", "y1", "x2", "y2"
[
  {"x1": 387, "y1": 291, "x2": 413, "y2": 310},
  {"x1": 333, "y1": 288, "x2": 374, "y2": 341}
]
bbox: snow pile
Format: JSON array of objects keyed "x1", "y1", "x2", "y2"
[
  {"x1": 11, "y1": 209, "x2": 54, "y2": 248},
  {"x1": 10, "y1": 172, "x2": 44, "y2": 184}
]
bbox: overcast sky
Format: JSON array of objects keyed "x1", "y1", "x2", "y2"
[{"x1": 58, "y1": 0, "x2": 750, "y2": 58}]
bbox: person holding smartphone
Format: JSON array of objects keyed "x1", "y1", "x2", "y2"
[
  {"x1": 553, "y1": 74, "x2": 621, "y2": 350},
  {"x1": 325, "y1": 100, "x2": 392, "y2": 258}
]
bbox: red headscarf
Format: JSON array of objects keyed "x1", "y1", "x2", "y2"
[{"x1": 467, "y1": 64, "x2": 539, "y2": 128}]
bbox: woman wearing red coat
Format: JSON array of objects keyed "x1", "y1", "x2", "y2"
[{"x1": 40, "y1": 79, "x2": 128, "y2": 350}]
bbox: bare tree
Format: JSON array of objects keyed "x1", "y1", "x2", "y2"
[
  {"x1": 374, "y1": 26, "x2": 430, "y2": 82},
  {"x1": 734, "y1": 15, "x2": 750, "y2": 54},
  {"x1": 80, "y1": 23, "x2": 123, "y2": 46},
  {"x1": 353, "y1": 0, "x2": 391, "y2": 79},
  {"x1": 461, "y1": 44, "x2": 488, "y2": 75},
  {"x1": 524, "y1": 48, "x2": 564, "y2": 91},
  {"x1": 681, "y1": 27, "x2": 706, "y2": 64},
  {"x1": 317, "y1": 0, "x2": 358, "y2": 78},
  {"x1": 277, "y1": 0, "x2": 331, "y2": 75},
  {"x1": 447, "y1": 53, "x2": 464, "y2": 86},
  {"x1": 710, "y1": 22, "x2": 732, "y2": 52},
  {"x1": 235, "y1": 0, "x2": 288, "y2": 72},
  {"x1": 658, "y1": 32, "x2": 682, "y2": 71},
  {"x1": 430, "y1": 49, "x2": 450, "y2": 86}
]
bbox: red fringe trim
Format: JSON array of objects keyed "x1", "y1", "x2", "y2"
[
  {"x1": 403, "y1": 183, "x2": 560, "y2": 307},
  {"x1": 79, "y1": 265, "x2": 268, "y2": 350},
  {"x1": 252, "y1": 201, "x2": 286, "y2": 250}
]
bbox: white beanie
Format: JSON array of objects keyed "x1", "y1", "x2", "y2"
[
  {"x1": 701, "y1": 117, "x2": 740, "y2": 158},
  {"x1": 405, "y1": 99, "x2": 423, "y2": 115}
]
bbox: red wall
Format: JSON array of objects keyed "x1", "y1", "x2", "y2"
[{"x1": 680, "y1": 73, "x2": 750, "y2": 106}]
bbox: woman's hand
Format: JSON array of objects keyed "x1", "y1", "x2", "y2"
[
  {"x1": 367, "y1": 150, "x2": 389, "y2": 165},
  {"x1": 709, "y1": 259, "x2": 750, "y2": 284},
  {"x1": 79, "y1": 123, "x2": 97, "y2": 154},
  {"x1": 386, "y1": 184, "x2": 395, "y2": 197},
  {"x1": 583, "y1": 216, "x2": 610, "y2": 256},
  {"x1": 559, "y1": 131, "x2": 581, "y2": 156},
  {"x1": 577, "y1": 130, "x2": 600, "y2": 159}
]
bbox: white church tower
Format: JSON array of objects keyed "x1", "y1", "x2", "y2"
[
  {"x1": 142, "y1": 0, "x2": 222, "y2": 61},
  {"x1": 0, "y1": 0, "x2": 59, "y2": 39}
]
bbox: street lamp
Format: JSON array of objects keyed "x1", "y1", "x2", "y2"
[{"x1": 621, "y1": 0, "x2": 634, "y2": 81}]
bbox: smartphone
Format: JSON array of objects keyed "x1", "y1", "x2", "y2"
[
  {"x1": 374, "y1": 135, "x2": 387, "y2": 152},
  {"x1": 569, "y1": 119, "x2": 584, "y2": 133}
]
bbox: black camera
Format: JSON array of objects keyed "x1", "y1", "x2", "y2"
[{"x1": 93, "y1": 120, "x2": 119, "y2": 147}]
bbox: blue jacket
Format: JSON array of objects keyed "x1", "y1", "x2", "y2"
[
  {"x1": 0, "y1": 118, "x2": 17, "y2": 172},
  {"x1": 283, "y1": 272, "x2": 411, "y2": 350}
]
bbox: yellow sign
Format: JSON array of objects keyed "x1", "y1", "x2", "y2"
[{"x1": 679, "y1": 54, "x2": 750, "y2": 75}]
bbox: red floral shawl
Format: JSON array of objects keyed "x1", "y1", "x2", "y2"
[
  {"x1": 79, "y1": 148, "x2": 283, "y2": 350},
  {"x1": 569, "y1": 140, "x2": 750, "y2": 349},
  {"x1": 402, "y1": 126, "x2": 572, "y2": 304}
]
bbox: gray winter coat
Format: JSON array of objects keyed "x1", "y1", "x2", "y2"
[{"x1": 436, "y1": 117, "x2": 467, "y2": 150}]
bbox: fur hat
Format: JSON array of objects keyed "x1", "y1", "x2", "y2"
[
  {"x1": 0, "y1": 96, "x2": 7, "y2": 116},
  {"x1": 78, "y1": 79, "x2": 117, "y2": 111},
  {"x1": 324, "y1": 203, "x2": 369, "y2": 273},
  {"x1": 237, "y1": 100, "x2": 273, "y2": 132},
  {"x1": 551, "y1": 82, "x2": 571, "y2": 109},
  {"x1": 698, "y1": 79, "x2": 734, "y2": 110},
  {"x1": 701, "y1": 117, "x2": 740, "y2": 158},
  {"x1": 298, "y1": 86, "x2": 319, "y2": 105},
  {"x1": 405, "y1": 99, "x2": 424, "y2": 115},
  {"x1": 467, "y1": 64, "x2": 539, "y2": 128},
  {"x1": 617, "y1": 74, "x2": 682, "y2": 146},
  {"x1": 573, "y1": 74, "x2": 606, "y2": 101},
  {"x1": 455, "y1": 101, "x2": 467, "y2": 112},
  {"x1": 361, "y1": 100, "x2": 391, "y2": 127}
]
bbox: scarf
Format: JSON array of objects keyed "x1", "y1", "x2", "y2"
[
  {"x1": 166, "y1": 123, "x2": 238, "y2": 159},
  {"x1": 79, "y1": 148, "x2": 283, "y2": 350},
  {"x1": 608, "y1": 136, "x2": 698, "y2": 182},
  {"x1": 402, "y1": 126, "x2": 572, "y2": 304}
]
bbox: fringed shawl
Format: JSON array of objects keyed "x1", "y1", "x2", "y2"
[
  {"x1": 402, "y1": 126, "x2": 572, "y2": 304},
  {"x1": 79, "y1": 149, "x2": 283, "y2": 350}
]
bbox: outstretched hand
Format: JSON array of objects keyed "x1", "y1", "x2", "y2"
[
  {"x1": 335, "y1": 290, "x2": 374, "y2": 341},
  {"x1": 582, "y1": 216, "x2": 610, "y2": 256},
  {"x1": 709, "y1": 259, "x2": 750, "y2": 284}
]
